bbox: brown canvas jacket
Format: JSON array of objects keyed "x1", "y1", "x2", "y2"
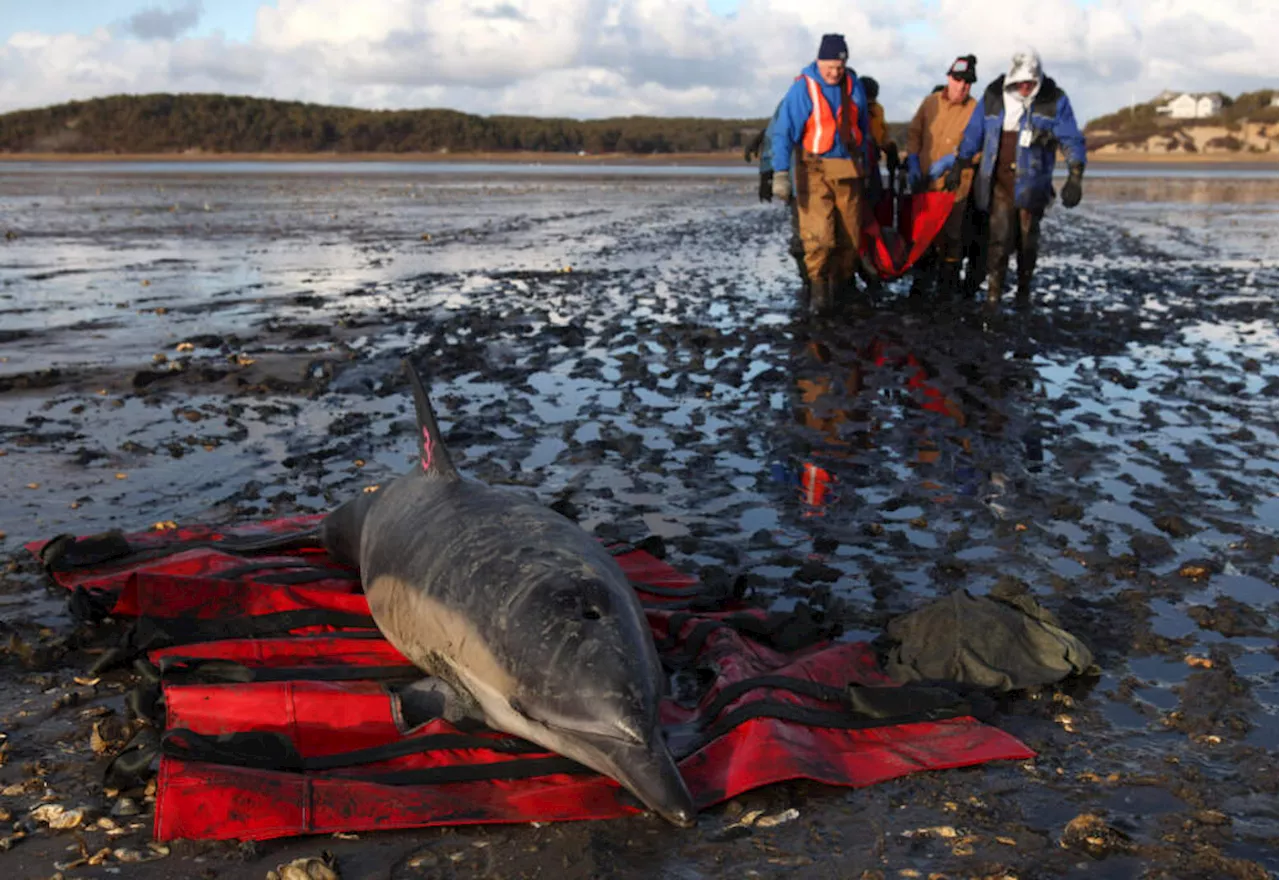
[{"x1": 906, "y1": 91, "x2": 979, "y2": 200}]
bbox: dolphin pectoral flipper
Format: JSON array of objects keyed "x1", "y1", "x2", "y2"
[
  {"x1": 320, "y1": 489, "x2": 381, "y2": 567},
  {"x1": 392, "y1": 677, "x2": 486, "y2": 730}
]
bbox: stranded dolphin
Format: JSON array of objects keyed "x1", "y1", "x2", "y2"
[{"x1": 320, "y1": 361, "x2": 696, "y2": 826}]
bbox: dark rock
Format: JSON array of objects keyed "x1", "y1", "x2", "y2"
[
  {"x1": 1167, "y1": 652, "x2": 1256, "y2": 738},
  {"x1": 1129, "y1": 533, "x2": 1175, "y2": 564},
  {"x1": 185, "y1": 334, "x2": 226, "y2": 350},
  {"x1": 932, "y1": 558, "x2": 968, "y2": 581},
  {"x1": 1187, "y1": 597, "x2": 1274, "y2": 638},
  {"x1": 1153, "y1": 515, "x2": 1199, "y2": 538},
  {"x1": 795, "y1": 559, "x2": 841, "y2": 583},
  {"x1": 548, "y1": 498, "x2": 580, "y2": 522},
  {"x1": 131, "y1": 369, "x2": 171, "y2": 389},
  {"x1": 71, "y1": 448, "x2": 108, "y2": 466},
  {"x1": 812, "y1": 535, "x2": 839, "y2": 555},
  {"x1": 634, "y1": 535, "x2": 667, "y2": 560},
  {"x1": 1050, "y1": 498, "x2": 1085, "y2": 521}
]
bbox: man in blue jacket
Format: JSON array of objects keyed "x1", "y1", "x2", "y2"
[
  {"x1": 945, "y1": 48, "x2": 1086, "y2": 306},
  {"x1": 769, "y1": 33, "x2": 874, "y2": 317}
]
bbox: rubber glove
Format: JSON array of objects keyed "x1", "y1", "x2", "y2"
[
  {"x1": 882, "y1": 141, "x2": 900, "y2": 175},
  {"x1": 905, "y1": 154, "x2": 922, "y2": 192},
  {"x1": 928, "y1": 154, "x2": 956, "y2": 180},
  {"x1": 1060, "y1": 164, "x2": 1084, "y2": 208},
  {"x1": 943, "y1": 157, "x2": 967, "y2": 192},
  {"x1": 758, "y1": 171, "x2": 773, "y2": 203},
  {"x1": 771, "y1": 171, "x2": 792, "y2": 202}
]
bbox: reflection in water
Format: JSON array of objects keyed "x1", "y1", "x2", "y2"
[
  {"x1": 772, "y1": 459, "x2": 837, "y2": 517},
  {"x1": 1083, "y1": 176, "x2": 1279, "y2": 205},
  {"x1": 777, "y1": 304, "x2": 1044, "y2": 522}
]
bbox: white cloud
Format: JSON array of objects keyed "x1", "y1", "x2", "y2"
[{"x1": 0, "y1": 0, "x2": 1275, "y2": 123}]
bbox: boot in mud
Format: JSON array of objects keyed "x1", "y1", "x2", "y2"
[
  {"x1": 809, "y1": 278, "x2": 835, "y2": 318},
  {"x1": 938, "y1": 260, "x2": 962, "y2": 300},
  {"x1": 1015, "y1": 260, "x2": 1035, "y2": 309},
  {"x1": 1015, "y1": 276, "x2": 1032, "y2": 309},
  {"x1": 910, "y1": 250, "x2": 936, "y2": 299},
  {"x1": 857, "y1": 254, "x2": 883, "y2": 298},
  {"x1": 909, "y1": 270, "x2": 933, "y2": 300},
  {"x1": 985, "y1": 266, "x2": 1005, "y2": 310}
]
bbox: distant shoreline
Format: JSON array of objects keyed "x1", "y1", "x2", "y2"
[
  {"x1": 0, "y1": 149, "x2": 1276, "y2": 166},
  {"x1": 0, "y1": 151, "x2": 749, "y2": 166},
  {"x1": 1085, "y1": 151, "x2": 1277, "y2": 164}
]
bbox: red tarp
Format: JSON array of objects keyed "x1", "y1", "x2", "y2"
[
  {"x1": 27, "y1": 518, "x2": 1033, "y2": 841},
  {"x1": 864, "y1": 191, "x2": 957, "y2": 280}
]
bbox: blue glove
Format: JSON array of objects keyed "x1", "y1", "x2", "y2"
[
  {"x1": 928, "y1": 154, "x2": 956, "y2": 180},
  {"x1": 906, "y1": 154, "x2": 922, "y2": 191}
]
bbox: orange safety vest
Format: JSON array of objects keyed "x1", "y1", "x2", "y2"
[{"x1": 799, "y1": 74, "x2": 862, "y2": 155}]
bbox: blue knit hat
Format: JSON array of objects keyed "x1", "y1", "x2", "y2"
[{"x1": 817, "y1": 34, "x2": 848, "y2": 62}]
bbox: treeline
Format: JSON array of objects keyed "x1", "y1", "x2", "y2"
[{"x1": 0, "y1": 93, "x2": 769, "y2": 155}]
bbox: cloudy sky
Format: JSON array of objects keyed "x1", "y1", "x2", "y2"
[{"x1": 1, "y1": 0, "x2": 1276, "y2": 125}]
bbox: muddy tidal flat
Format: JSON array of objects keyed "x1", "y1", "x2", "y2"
[{"x1": 0, "y1": 166, "x2": 1276, "y2": 879}]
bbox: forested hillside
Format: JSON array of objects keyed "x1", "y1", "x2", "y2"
[{"x1": 0, "y1": 93, "x2": 767, "y2": 155}]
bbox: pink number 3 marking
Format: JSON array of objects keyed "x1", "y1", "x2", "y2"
[{"x1": 421, "y1": 427, "x2": 434, "y2": 473}]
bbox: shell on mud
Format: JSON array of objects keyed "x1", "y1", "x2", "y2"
[
  {"x1": 902, "y1": 825, "x2": 958, "y2": 839},
  {"x1": 266, "y1": 853, "x2": 340, "y2": 880},
  {"x1": 30, "y1": 804, "x2": 87, "y2": 830},
  {"x1": 1059, "y1": 812, "x2": 1133, "y2": 857},
  {"x1": 755, "y1": 808, "x2": 800, "y2": 828},
  {"x1": 111, "y1": 797, "x2": 141, "y2": 817}
]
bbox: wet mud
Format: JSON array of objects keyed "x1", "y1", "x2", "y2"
[{"x1": 0, "y1": 170, "x2": 1276, "y2": 879}]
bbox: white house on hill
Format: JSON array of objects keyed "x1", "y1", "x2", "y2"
[{"x1": 1156, "y1": 92, "x2": 1225, "y2": 119}]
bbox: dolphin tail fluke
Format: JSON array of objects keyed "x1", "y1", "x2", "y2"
[{"x1": 403, "y1": 359, "x2": 459, "y2": 481}]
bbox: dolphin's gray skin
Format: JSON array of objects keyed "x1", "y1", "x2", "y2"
[{"x1": 321, "y1": 362, "x2": 696, "y2": 826}]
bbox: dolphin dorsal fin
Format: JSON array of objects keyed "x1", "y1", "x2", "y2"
[{"x1": 404, "y1": 360, "x2": 459, "y2": 481}]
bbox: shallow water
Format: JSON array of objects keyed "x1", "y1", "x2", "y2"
[
  {"x1": 0, "y1": 169, "x2": 1276, "y2": 878},
  {"x1": 0, "y1": 158, "x2": 1276, "y2": 179}
]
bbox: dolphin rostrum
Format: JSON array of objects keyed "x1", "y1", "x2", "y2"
[{"x1": 321, "y1": 360, "x2": 696, "y2": 826}]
